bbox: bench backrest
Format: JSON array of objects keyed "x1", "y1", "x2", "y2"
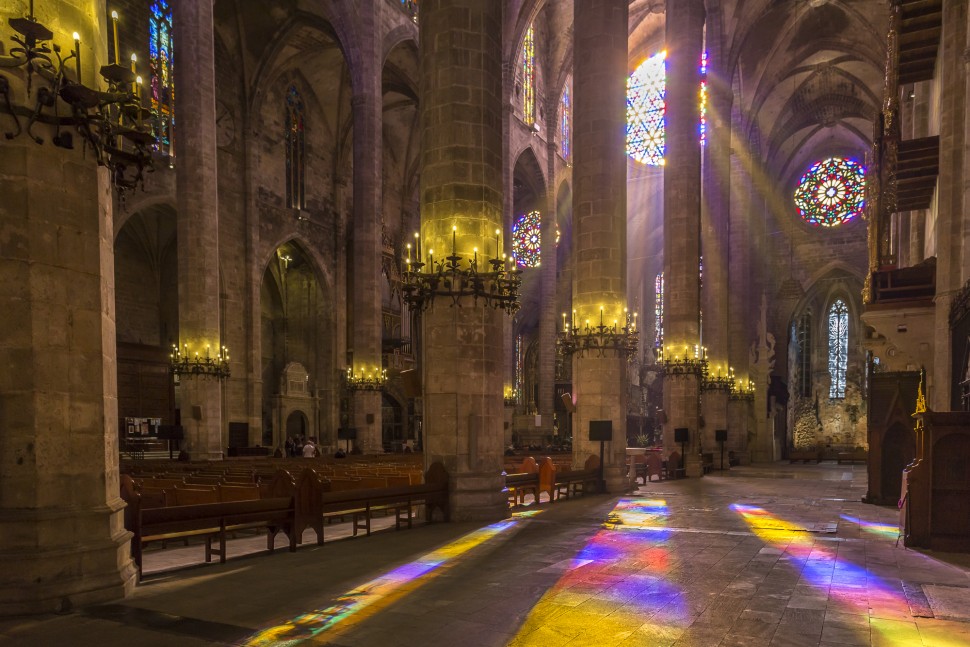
[
  {"x1": 219, "y1": 484, "x2": 260, "y2": 502},
  {"x1": 174, "y1": 486, "x2": 220, "y2": 506}
]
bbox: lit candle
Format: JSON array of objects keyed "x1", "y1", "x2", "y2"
[
  {"x1": 429, "y1": 249, "x2": 434, "y2": 268},
  {"x1": 130, "y1": 53, "x2": 137, "y2": 95},
  {"x1": 111, "y1": 10, "x2": 120, "y2": 65},
  {"x1": 600, "y1": 307, "x2": 604, "y2": 326},
  {"x1": 562, "y1": 313, "x2": 567, "y2": 331},
  {"x1": 452, "y1": 225, "x2": 457, "y2": 255},
  {"x1": 414, "y1": 232, "x2": 420, "y2": 262},
  {"x1": 473, "y1": 247, "x2": 478, "y2": 264},
  {"x1": 406, "y1": 242, "x2": 412, "y2": 262},
  {"x1": 72, "y1": 32, "x2": 81, "y2": 84},
  {"x1": 494, "y1": 228, "x2": 500, "y2": 260}
]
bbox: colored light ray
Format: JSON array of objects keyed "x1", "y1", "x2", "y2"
[
  {"x1": 839, "y1": 514, "x2": 899, "y2": 538},
  {"x1": 239, "y1": 516, "x2": 529, "y2": 646},
  {"x1": 511, "y1": 498, "x2": 688, "y2": 643},
  {"x1": 731, "y1": 504, "x2": 911, "y2": 644}
]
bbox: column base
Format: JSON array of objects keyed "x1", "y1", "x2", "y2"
[
  {"x1": 448, "y1": 471, "x2": 508, "y2": 522},
  {"x1": 0, "y1": 502, "x2": 136, "y2": 615},
  {"x1": 604, "y1": 465, "x2": 633, "y2": 494},
  {"x1": 684, "y1": 453, "x2": 704, "y2": 478}
]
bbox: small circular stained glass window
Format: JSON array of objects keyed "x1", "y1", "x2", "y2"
[{"x1": 794, "y1": 157, "x2": 866, "y2": 227}]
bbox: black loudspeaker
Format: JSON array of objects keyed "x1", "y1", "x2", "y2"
[
  {"x1": 157, "y1": 425, "x2": 184, "y2": 440},
  {"x1": 715, "y1": 429, "x2": 728, "y2": 442},
  {"x1": 337, "y1": 427, "x2": 357, "y2": 440},
  {"x1": 674, "y1": 427, "x2": 689, "y2": 443},
  {"x1": 589, "y1": 420, "x2": 613, "y2": 441}
]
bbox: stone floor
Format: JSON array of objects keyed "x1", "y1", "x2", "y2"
[{"x1": 2, "y1": 462, "x2": 970, "y2": 646}]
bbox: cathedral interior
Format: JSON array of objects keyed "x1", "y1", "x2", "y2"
[{"x1": 2, "y1": 0, "x2": 970, "y2": 644}]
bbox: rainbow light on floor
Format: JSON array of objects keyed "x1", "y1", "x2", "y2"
[
  {"x1": 839, "y1": 514, "x2": 900, "y2": 538},
  {"x1": 731, "y1": 503, "x2": 911, "y2": 645},
  {"x1": 239, "y1": 515, "x2": 531, "y2": 646},
  {"x1": 510, "y1": 497, "x2": 687, "y2": 644}
]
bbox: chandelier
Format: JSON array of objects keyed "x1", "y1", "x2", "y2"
[
  {"x1": 657, "y1": 343, "x2": 708, "y2": 377},
  {"x1": 729, "y1": 379, "x2": 756, "y2": 402},
  {"x1": 557, "y1": 308, "x2": 639, "y2": 357},
  {"x1": 702, "y1": 364, "x2": 735, "y2": 392},
  {"x1": 345, "y1": 366, "x2": 386, "y2": 391},
  {"x1": 0, "y1": 6, "x2": 154, "y2": 192},
  {"x1": 171, "y1": 343, "x2": 231, "y2": 380},
  {"x1": 401, "y1": 228, "x2": 522, "y2": 315}
]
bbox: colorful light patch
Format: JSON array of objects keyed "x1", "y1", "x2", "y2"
[
  {"x1": 239, "y1": 518, "x2": 525, "y2": 646},
  {"x1": 794, "y1": 157, "x2": 866, "y2": 227},
  {"x1": 839, "y1": 514, "x2": 899, "y2": 538}
]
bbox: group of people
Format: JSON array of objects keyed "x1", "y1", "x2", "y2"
[{"x1": 284, "y1": 435, "x2": 319, "y2": 458}]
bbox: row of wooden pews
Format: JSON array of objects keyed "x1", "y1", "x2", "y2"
[
  {"x1": 120, "y1": 457, "x2": 447, "y2": 580},
  {"x1": 504, "y1": 455, "x2": 601, "y2": 507}
]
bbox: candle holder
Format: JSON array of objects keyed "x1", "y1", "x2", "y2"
[
  {"x1": 0, "y1": 7, "x2": 154, "y2": 194},
  {"x1": 170, "y1": 344, "x2": 231, "y2": 380},
  {"x1": 556, "y1": 320, "x2": 639, "y2": 358},
  {"x1": 401, "y1": 251, "x2": 522, "y2": 315},
  {"x1": 729, "y1": 381, "x2": 756, "y2": 401},
  {"x1": 660, "y1": 356, "x2": 708, "y2": 377},
  {"x1": 344, "y1": 367, "x2": 387, "y2": 392},
  {"x1": 702, "y1": 374, "x2": 735, "y2": 392}
]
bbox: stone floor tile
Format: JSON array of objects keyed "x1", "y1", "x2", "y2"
[{"x1": 820, "y1": 623, "x2": 870, "y2": 645}]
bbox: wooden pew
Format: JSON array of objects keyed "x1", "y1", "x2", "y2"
[
  {"x1": 296, "y1": 462, "x2": 449, "y2": 545},
  {"x1": 505, "y1": 457, "x2": 539, "y2": 506},
  {"x1": 553, "y1": 456, "x2": 600, "y2": 500}
]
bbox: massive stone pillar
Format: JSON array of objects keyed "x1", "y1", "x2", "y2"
[
  {"x1": 0, "y1": 0, "x2": 135, "y2": 613},
  {"x1": 663, "y1": 0, "x2": 706, "y2": 477},
  {"x1": 700, "y1": 21, "x2": 732, "y2": 455},
  {"x1": 349, "y1": 10, "x2": 384, "y2": 453},
  {"x1": 571, "y1": 0, "x2": 630, "y2": 493},
  {"x1": 419, "y1": 0, "x2": 506, "y2": 521},
  {"x1": 538, "y1": 119, "x2": 559, "y2": 440},
  {"x1": 174, "y1": 0, "x2": 223, "y2": 458}
]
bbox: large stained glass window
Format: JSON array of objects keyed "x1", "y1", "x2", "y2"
[
  {"x1": 827, "y1": 299, "x2": 848, "y2": 399},
  {"x1": 149, "y1": 0, "x2": 174, "y2": 154},
  {"x1": 560, "y1": 85, "x2": 571, "y2": 161},
  {"x1": 794, "y1": 157, "x2": 866, "y2": 227},
  {"x1": 513, "y1": 211, "x2": 541, "y2": 268},
  {"x1": 655, "y1": 272, "x2": 664, "y2": 347},
  {"x1": 627, "y1": 52, "x2": 666, "y2": 165},
  {"x1": 627, "y1": 51, "x2": 708, "y2": 165},
  {"x1": 285, "y1": 86, "x2": 306, "y2": 210},
  {"x1": 522, "y1": 24, "x2": 536, "y2": 126}
]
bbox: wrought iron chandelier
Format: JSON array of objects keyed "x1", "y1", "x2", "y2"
[
  {"x1": 657, "y1": 343, "x2": 708, "y2": 377},
  {"x1": 0, "y1": 5, "x2": 154, "y2": 193},
  {"x1": 171, "y1": 343, "x2": 231, "y2": 380},
  {"x1": 344, "y1": 366, "x2": 386, "y2": 391},
  {"x1": 557, "y1": 308, "x2": 639, "y2": 358},
  {"x1": 401, "y1": 228, "x2": 522, "y2": 315}
]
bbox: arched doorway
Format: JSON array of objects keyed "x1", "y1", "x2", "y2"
[{"x1": 286, "y1": 410, "x2": 308, "y2": 439}]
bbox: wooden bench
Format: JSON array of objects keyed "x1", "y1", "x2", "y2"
[
  {"x1": 505, "y1": 457, "x2": 539, "y2": 506},
  {"x1": 126, "y1": 496, "x2": 297, "y2": 580},
  {"x1": 631, "y1": 453, "x2": 664, "y2": 484},
  {"x1": 789, "y1": 450, "x2": 821, "y2": 464},
  {"x1": 837, "y1": 450, "x2": 868, "y2": 464},
  {"x1": 296, "y1": 462, "x2": 449, "y2": 545},
  {"x1": 701, "y1": 453, "x2": 715, "y2": 475},
  {"x1": 552, "y1": 456, "x2": 600, "y2": 500}
]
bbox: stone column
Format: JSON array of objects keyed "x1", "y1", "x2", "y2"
[
  {"x1": 571, "y1": 0, "x2": 630, "y2": 493},
  {"x1": 538, "y1": 119, "x2": 559, "y2": 440},
  {"x1": 663, "y1": 0, "x2": 706, "y2": 477},
  {"x1": 931, "y1": 0, "x2": 968, "y2": 410},
  {"x1": 0, "y1": 0, "x2": 135, "y2": 613},
  {"x1": 349, "y1": 11, "x2": 384, "y2": 453},
  {"x1": 174, "y1": 0, "x2": 223, "y2": 459},
  {"x1": 700, "y1": 25, "x2": 732, "y2": 455},
  {"x1": 419, "y1": 0, "x2": 506, "y2": 521}
]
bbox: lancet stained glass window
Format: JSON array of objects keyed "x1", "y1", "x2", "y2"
[
  {"x1": 513, "y1": 211, "x2": 541, "y2": 268},
  {"x1": 149, "y1": 0, "x2": 174, "y2": 153},
  {"x1": 627, "y1": 52, "x2": 666, "y2": 165},
  {"x1": 627, "y1": 51, "x2": 709, "y2": 165},
  {"x1": 522, "y1": 24, "x2": 536, "y2": 126},
  {"x1": 794, "y1": 157, "x2": 866, "y2": 227},
  {"x1": 828, "y1": 300, "x2": 848, "y2": 399},
  {"x1": 655, "y1": 272, "x2": 664, "y2": 347},
  {"x1": 285, "y1": 86, "x2": 306, "y2": 210},
  {"x1": 560, "y1": 85, "x2": 571, "y2": 161}
]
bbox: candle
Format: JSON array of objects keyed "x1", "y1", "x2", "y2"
[
  {"x1": 600, "y1": 307, "x2": 604, "y2": 326},
  {"x1": 406, "y1": 243, "x2": 412, "y2": 262},
  {"x1": 29, "y1": 0, "x2": 34, "y2": 18},
  {"x1": 111, "y1": 11, "x2": 120, "y2": 66},
  {"x1": 562, "y1": 313, "x2": 567, "y2": 331},
  {"x1": 473, "y1": 247, "x2": 478, "y2": 265},
  {"x1": 494, "y1": 228, "x2": 500, "y2": 260},
  {"x1": 130, "y1": 53, "x2": 137, "y2": 95},
  {"x1": 452, "y1": 225, "x2": 457, "y2": 255},
  {"x1": 72, "y1": 32, "x2": 81, "y2": 84},
  {"x1": 429, "y1": 249, "x2": 434, "y2": 268},
  {"x1": 414, "y1": 232, "x2": 420, "y2": 262}
]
